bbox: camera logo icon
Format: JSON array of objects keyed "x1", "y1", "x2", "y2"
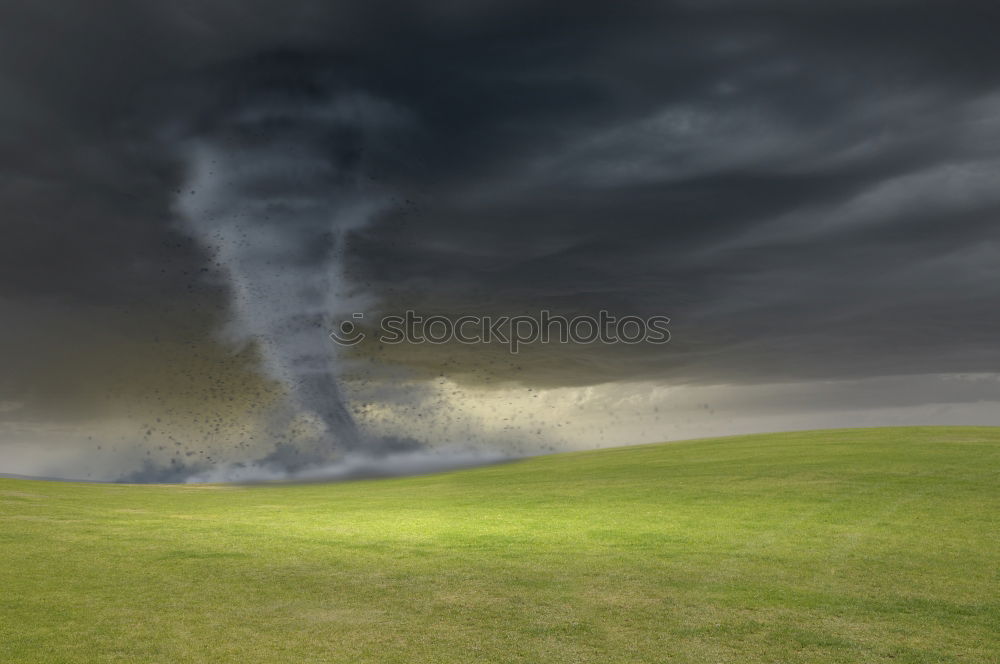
[{"x1": 329, "y1": 313, "x2": 366, "y2": 346}]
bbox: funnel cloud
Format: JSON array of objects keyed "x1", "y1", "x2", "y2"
[{"x1": 176, "y1": 89, "x2": 408, "y2": 457}]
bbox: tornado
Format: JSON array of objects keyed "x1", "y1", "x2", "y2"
[{"x1": 175, "y1": 91, "x2": 407, "y2": 455}]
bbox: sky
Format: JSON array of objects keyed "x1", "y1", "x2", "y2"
[{"x1": 2, "y1": 1, "x2": 1000, "y2": 480}]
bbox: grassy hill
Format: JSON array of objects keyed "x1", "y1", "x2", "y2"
[{"x1": 2, "y1": 427, "x2": 998, "y2": 663}]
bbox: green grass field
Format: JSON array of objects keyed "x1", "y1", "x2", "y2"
[{"x1": 2, "y1": 427, "x2": 998, "y2": 663}]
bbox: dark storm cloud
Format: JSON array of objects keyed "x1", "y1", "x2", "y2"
[{"x1": 2, "y1": 0, "x2": 1000, "y2": 406}]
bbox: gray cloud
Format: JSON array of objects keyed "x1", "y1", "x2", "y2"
[{"x1": 2, "y1": 0, "x2": 1000, "y2": 415}]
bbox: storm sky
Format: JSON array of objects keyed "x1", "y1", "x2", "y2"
[{"x1": 2, "y1": 1, "x2": 1000, "y2": 479}]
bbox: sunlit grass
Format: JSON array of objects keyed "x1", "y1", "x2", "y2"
[{"x1": 2, "y1": 426, "x2": 998, "y2": 663}]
